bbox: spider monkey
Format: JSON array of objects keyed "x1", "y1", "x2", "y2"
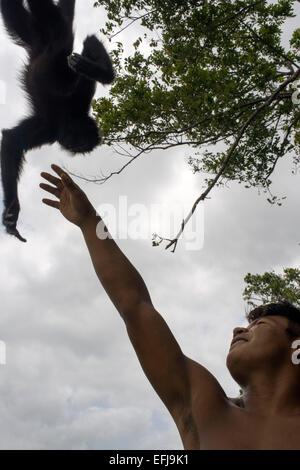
[{"x1": 0, "y1": 0, "x2": 115, "y2": 242}]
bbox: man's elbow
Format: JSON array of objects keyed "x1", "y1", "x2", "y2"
[{"x1": 119, "y1": 297, "x2": 153, "y2": 324}]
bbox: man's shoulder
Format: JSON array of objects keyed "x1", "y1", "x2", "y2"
[{"x1": 183, "y1": 356, "x2": 232, "y2": 413}]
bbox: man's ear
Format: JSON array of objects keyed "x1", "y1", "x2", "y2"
[{"x1": 291, "y1": 339, "x2": 300, "y2": 365}]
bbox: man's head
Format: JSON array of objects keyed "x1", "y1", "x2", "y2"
[{"x1": 226, "y1": 301, "x2": 300, "y2": 387}]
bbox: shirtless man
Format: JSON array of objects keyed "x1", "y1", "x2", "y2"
[{"x1": 40, "y1": 164, "x2": 300, "y2": 450}]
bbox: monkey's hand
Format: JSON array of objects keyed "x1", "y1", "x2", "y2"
[
  {"x1": 68, "y1": 53, "x2": 96, "y2": 80},
  {"x1": 2, "y1": 200, "x2": 27, "y2": 243},
  {"x1": 68, "y1": 53, "x2": 115, "y2": 84}
]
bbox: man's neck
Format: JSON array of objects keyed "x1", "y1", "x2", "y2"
[{"x1": 240, "y1": 369, "x2": 300, "y2": 417}]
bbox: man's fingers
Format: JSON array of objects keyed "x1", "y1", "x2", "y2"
[
  {"x1": 51, "y1": 164, "x2": 76, "y2": 189},
  {"x1": 51, "y1": 164, "x2": 73, "y2": 182},
  {"x1": 42, "y1": 199, "x2": 60, "y2": 209},
  {"x1": 40, "y1": 183, "x2": 61, "y2": 198},
  {"x1": 41, "y1": 172, "x2": 62, "y2": 188},
  {"x1": 61, "y1": 173, "x2": 76, "y2": 189},
  {"x1": 51, "y1": 164, "x2": 65, "y2": 176}
]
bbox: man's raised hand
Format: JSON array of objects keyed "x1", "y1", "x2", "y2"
[{"x1": 40, "y1": 164, "x2": 95, "y2": 228}]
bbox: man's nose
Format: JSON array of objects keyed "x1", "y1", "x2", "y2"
[{"x1": 233, "y1": 326, "x2": 248, "y2": 337}]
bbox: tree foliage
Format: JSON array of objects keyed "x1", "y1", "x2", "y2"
[
  {"x1": 91, "y1": 0, "x2": 300, "y2": 250},
  {"x1": 243, "y1": 267, "x2": 300, "y2": 308}
]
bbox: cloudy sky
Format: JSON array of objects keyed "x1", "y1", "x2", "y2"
[{"x1": 0, "y1": 0, "x2": 299, "y2": 450}]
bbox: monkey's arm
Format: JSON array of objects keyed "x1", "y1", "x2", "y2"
[{"x1": 1, "y1": 117, "x2": 55, "y2": 242}]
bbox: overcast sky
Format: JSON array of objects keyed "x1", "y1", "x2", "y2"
[{"x1": 0, "y1": 0, "x2": 299, "y2": 450}]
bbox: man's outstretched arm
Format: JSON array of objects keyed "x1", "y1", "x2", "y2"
[{"x1": 40, "y1": 165, "x2": 228, "y2": 433}]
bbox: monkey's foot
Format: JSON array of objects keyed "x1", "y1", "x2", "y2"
[{"x1": 2, "y1": 203, "x2": 27, "y2": 243}]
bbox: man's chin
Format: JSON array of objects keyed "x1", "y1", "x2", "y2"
[
  {"x1": 226, "y1": 355, "x2": 248, "y2": 387},
  {"x1": 226, "y1": 348, "x2": 249, "y2": 371}
]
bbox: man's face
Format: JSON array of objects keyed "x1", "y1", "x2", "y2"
[{"x1": 226, "y1": 315, "x2": 292, "y2": 386}]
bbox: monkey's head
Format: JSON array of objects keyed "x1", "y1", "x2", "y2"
[{"x1": 58, "y1": 116, "x2": 102, "y2": 155}]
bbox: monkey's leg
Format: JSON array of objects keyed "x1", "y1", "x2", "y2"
[
  {"x1": 58, "y1": 0, "x2": 75, "y2": 24},
  {"x1": 0, "y1": 0, "x2": 32, "y2": 47},
  {"x1": 68, "y1": 35, "x2": 116, "y2": 85},
  {"x1": 1, "y1": 117, "x2": 56, "y2": 242}
]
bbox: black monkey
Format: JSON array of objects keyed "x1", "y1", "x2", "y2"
[{"x1": 0, "y1": 0, "x2": 115, "y2": 242}]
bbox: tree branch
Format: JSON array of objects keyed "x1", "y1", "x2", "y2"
[
  {"x1": 263, "y1": 112, "x2": 300, "y2": 182},
  {"x1": 159, "y1": 66, "x2": 300, "y2": 252},
  {"x1": 239, "y1": 18, "x2": 300, "y2": 69},
  {"x1": 107, "y1": 9, "x2": 157, "y2": 40},
  {"x1": 210, "y1": 0, "x2": 265, "y2": 32}
]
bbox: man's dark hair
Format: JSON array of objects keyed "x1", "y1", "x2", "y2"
[{"x1": 247, "y1": 301, "x2": 300, "y2": 339}]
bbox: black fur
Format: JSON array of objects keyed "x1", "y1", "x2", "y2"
[{"x1": 0, "y1": 0, "x2": 115, "y2": 242}]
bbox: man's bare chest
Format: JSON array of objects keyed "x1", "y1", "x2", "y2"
[{"x1": 179, "y1": 410, "x2": 300, "y2": 450}]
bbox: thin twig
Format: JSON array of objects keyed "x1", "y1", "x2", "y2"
[
  {"x1": 108, "y1": 9, "x2": 157, "y2": 40},
  {"x1": 264, "y1": 112, "x2": 300, "y2": 182}
]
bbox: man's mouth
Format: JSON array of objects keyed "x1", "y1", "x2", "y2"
[{"x1": 230, "y1": 338, "x2": 248, "y2": 348}]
